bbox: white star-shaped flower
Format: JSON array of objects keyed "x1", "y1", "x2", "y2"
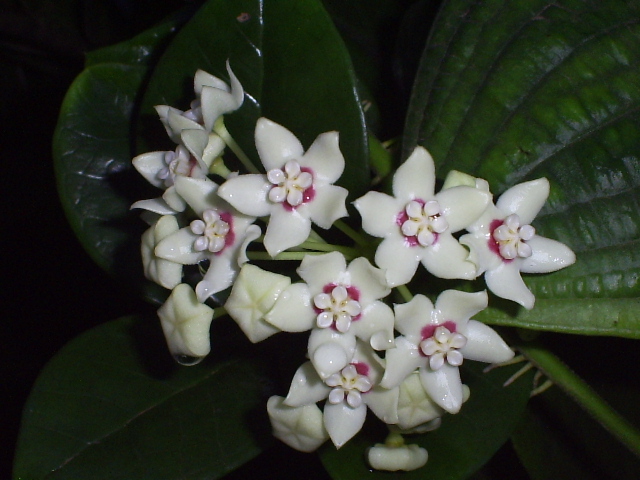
[
  {"x1": 264, "y1": 251, "x2": 395, "y2": 378},
  {"x1": 354, "y1": 146, "x2": 491, "y2": 286},
  {"x1": 459, "y1": 178, "x2": 576, "y2": 309},
  {"x1": 218, "y1": 118, "x2": 348, "y2": 256},
  {"x1": 284, "y1": 342, "x2": 398, "y2": 448},
  {"x1": 381, "y1": 290, "x2": 514, "y2": 414},
  {"x1": 157, "y1": 283, "x2": 215, "y2": 359},
  {"x1": 154, "y1": 177, "x2": 260, "y2": 302}
]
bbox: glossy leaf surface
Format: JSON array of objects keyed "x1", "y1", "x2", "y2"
[
  {"x1": 404, "y1": 0, "x2": 640, "y2": 337},
  {"x1": 14, "y1": 316, "x2": 271, "y2": 479}
]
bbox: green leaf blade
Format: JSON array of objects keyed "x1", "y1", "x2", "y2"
[
  {"x1": 14, "y1": 317, "x2": 271, "y2": 479},
  {"x1": 404, "y1": 0, "x2": 640, "y2": 337}
]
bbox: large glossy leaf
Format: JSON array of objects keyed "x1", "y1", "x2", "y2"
[
  {"x1": 404, "y1": 0, "x2": 640, "y2": 337},
  {"x1": 320, "y1": 361, "x2": 534, "y2": 479},
  {"x1": 138, "y1": 0, "x2": 368, "y2": 196},
  {"x1": 13, "y1": 316, "x2": 272, "y2": 479},
  {"x1": 53, "y1": 19, "x2": 182, "y2": 305}
]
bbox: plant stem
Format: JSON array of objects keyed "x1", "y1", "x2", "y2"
[
  {"x1": 333, "y1": 219, "x2": 370, "y2": 248},
  {"x1": 518, "y1": 343, "x2": 640, "y2": 457},
  {"x1": 247, "y1": 251, "x2": 324, "y2": 261},
  {"x1": 298, "y1": 240, "x2": 359, "y2": 259},
  {"x1": 396, "y1": 284, "x2": 413, "y2": 303},
  {"x1": 214, "y1": 117, "x2": 259, "y2": 174}
]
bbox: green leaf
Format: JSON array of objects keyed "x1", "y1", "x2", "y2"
[
  {"x1": 13, "y1": 316, "x2": 271, "y2": 479},
  {"x1": 138, "y1": 0, "x2": 368, "y2": 196},
  {"x1": 53, "y1": 20, "x2": 182, "y2": 306},
  {"x1": 404, "y1": 0, "x2": 640, "y2": 337},
  {"x1": 513, "y1": 386, "x2": 640, "y2": 479},
  {"x1": 319, "y1": 361, "x2": 534, "y2": 479}
]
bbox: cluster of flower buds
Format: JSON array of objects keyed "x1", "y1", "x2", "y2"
[{"x1": 131, "y1": 63, "x2": 575, "y2": 472}]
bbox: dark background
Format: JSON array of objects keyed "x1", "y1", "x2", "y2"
[{"x1": 3, "y1": 1, "x2": 639, "y2": 479}]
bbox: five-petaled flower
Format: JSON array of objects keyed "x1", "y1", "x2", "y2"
[
  {"x1": 154, "y1": 176, "x2": 260, "y2": 302},
  {"x1": 459, "y1": 178, "x2": 576, "y2": 309},
  {"x1": 264, "y1": 251, "x2": 395, "y2": 378},
  {"x1": 218, "y1": 118, "x2": 349, "y2": 256},
  {"x1": 283, "y1": 342, "x2": 398, "y2": 448},
  {"x1": 354, "y1": 146, "x2": 491, "y2": 286},
  {"x1": 380, "y1": 290, "x2": 514, "y2": 414}
]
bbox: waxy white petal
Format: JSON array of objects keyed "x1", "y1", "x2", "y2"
[
  {"x1": 459, "y1": 232, "x2": 503, "y2": 274},
  {"x1": 132, "y1": 151, "x2": 169, "y2": 188},
  {"x1": 264, "y1": 283, "x2": 315, "y2": 332},
  {"x1": 306, "y1": 184, "x2": 348, "y2": 229},
  {"x1": 218, "y1": 174, "x2": 272, "y2": 217},
  {"x1": 434, "y1": 290, "x2": 488, "y2": 327},
  {"x1": 354, "y1": 191, "x2": 403, "y2": 238},
  {"x1": 308, "y1": 328, "x2": 356, "y2": 379},
  {"x1": 352, "y1": 301, "x2": 395, "y2": 350},
  {"x1": 396, "y1": 372, "x2": 443, "y2": 429},
  {"x1": 155, "y1": 228, "x2": 204, "y2": 265},
  {"x1": 264, "y1": 206, "x2": 311, "y2": 257},
  {"x1": 324, "y1": 401, "x2": 367, "y2": 448},
  {"x1": 297, "y1": 251, "x2": 348, "y2": 293},
  {"x1": 460, "y1": 320, "x2": 515, "y2": 364},
  {"x1": 496, "y1": 178, "x2": 549, "y2": 225},
  {"x1": 255, "y1": 118, "x2": 305, "y2": 171},
  {"x1": 485, "y1": 261, "x2": 535, "y2": 309},
  {"x1": 217, "y1": 174, "x2": 272, "y2": 217},
  {"x1": 195, "y1": 250, "x2": 235, "y2": 302},
  {"x1": 380, "y1": 337, "x2": 423, "y2": 389},
  {"x1": 392, "y1": 146, "x2": 435, "y2": 202},
  {"x1": 131, "y1": 197, "x2": 178, "y2": 215},
  {"x1": 375, "y1": 236, "x2": 422, "y2": 287},
  {"x1": 347, "y1": 257, "x2": 391, "y2": 305},
  {"x1": 285, "y1": 362, "x2": 331, "y2": 407},
  {"x1": 420, "y1": 233, "x2": 478, "y2": 280},
  {"x1": 418, "y1": 363, "x2": 463, "y2": 414},
  {"x1": 436, "y1": 186, "x2": 491, "y2": 232},
  {"x1": 299, "y1": 131, "x2": 344, "y2": 183},
  {"x1": 519, "y1": 235, "x2": 576, "y2": 273},
  {"x1": 173, "y1": 176, "x2": 220, "y2": 217},
  {"x1": 364, "y1": 387, "x2": 400, "y2": 425},
  {"x1": 393, "y1": 294, "x2": 435, "y2": 340}
]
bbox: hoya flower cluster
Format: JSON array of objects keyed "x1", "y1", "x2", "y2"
[{"x1": 131, "y1": 64, "x2": 576, "y2": 472}]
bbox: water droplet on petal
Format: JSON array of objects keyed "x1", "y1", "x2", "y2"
[{"x1": 173, "y1": 354, "x2": 203, "y2": 366}]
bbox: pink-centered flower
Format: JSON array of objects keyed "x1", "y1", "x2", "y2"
[
  {"x1": 264, "y1": 251, "x2": 395, "y2": 379},
  {"x1": 154, "y1": 177, "x2": 260, "y2": 302},
  {"x1": 282, "y1": 342, "x2": 399, "y2": 448},
  {"x1": 459, "y1": 178, "x2": 576, "y2": 309},
  {"x1": 218, "y1": 118, "x2": 348, "y2": 256},
  {"x1": 131, "y1": 130, "x2": 226, "y2": 214},
  {"x1": 354, "y1": 146, "x2": 491, "y2": 286},
  {"x1": 380, "y1": 291, "x2": 514, "y2": 414}
]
